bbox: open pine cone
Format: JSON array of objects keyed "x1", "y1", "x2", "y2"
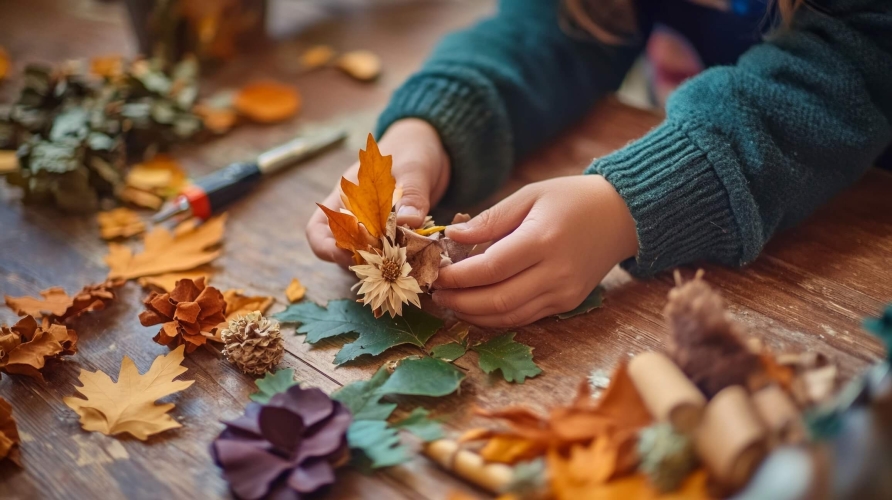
[
  {"x1": 139, "y1": 277, "x2": 227, "y2": 353},
  {"x1": 221, "y1": 311, "x2": 284, "y2": 375}
]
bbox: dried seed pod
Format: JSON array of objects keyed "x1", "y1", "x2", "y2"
[{"x1": 221, "y1": 311, "x2": 284, "y2": 375}]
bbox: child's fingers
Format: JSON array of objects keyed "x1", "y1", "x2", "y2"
[
  {"x1": 306, "y1": 189, "x2": 354, "y2": 268},
  {"x1": 393, "y1": 160, "x2": 434, "y2": 228},
  {"x1": 445, "y1": 187, "x2": 536, "y2": 245},
  {"x1": 434, "y1": 230, "x2": 541, "y2": 289},
  {"x1": 453, "y1": 293, "x2": 556, "y2": 328},
  {"x1": 432, "y1": 265, "x2": 543, "y2": 315}
]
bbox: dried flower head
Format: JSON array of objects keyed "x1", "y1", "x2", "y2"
[{"x1": 350, "y1": 237, "x2": 422, "y2": 318}]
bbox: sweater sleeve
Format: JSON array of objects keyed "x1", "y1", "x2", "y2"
[
  {"x1": 588, "y1": 0, "x2": 892, "y2": 277},
  {"x1": 376, "y1": 0, "x2": 650, "y2": 208}
]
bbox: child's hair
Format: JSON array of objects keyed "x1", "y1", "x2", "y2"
[{"x1": 562, "y1": 0, "x2": 805, "y2": 44}]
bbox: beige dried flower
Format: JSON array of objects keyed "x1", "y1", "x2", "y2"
[
  {"x1": 350, "y1": 237, "x2": 422, "y2": 318},
  {"x1": 221, "y1": 311, "x2": 284, "y2": 375}
]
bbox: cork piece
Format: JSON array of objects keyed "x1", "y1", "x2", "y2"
[
  {"x1": 424, "y1": 439, "x2": 514, "y2": 493},
  {"x1": 628, "y1": 352, "x2": 706, "y2": 433},
  {"x1": 695, "y1": 385, "x2": 768, "y2": 491},
  {"x1": 752, "y1": 385, "x2": 806, "y2": 445}
]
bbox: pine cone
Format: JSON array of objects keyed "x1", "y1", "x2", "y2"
[
  {"x1": 139, "y1": 277, "x2": 226, "y2": 353},
  {"x1": 221, "y1": 311, "x2": 284, "y2": 375},
  {"x1": 664, "y1": 271, "x2": 761, "y2": 397}
]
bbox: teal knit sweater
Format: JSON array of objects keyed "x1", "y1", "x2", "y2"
[{"x1": 376, "y1": 0, "x2": 892, "y2": 277}]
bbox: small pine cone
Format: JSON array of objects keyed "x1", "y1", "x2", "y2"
[{"x1": 221, "y1": 311, "x2": 284, "y2": 375}]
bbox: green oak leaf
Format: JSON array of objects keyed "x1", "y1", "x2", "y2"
[
  {"x1": 393, "y1": 407, "x2": 444, "y2": 442},
  {"x1": 346, "y1": 420, "x2": 409, "y2": 468},
  {"x1": 331, "y1": 367, "x2": 397, "y2": 421},
  {"x1": 274, "y1": 299, "x2": 444, "y2": 365},
  {"x1": 249, "y1": 369, "x2": 299, "y2": 403},
  {"x1": 430, "y1": 342, "x2": 468, "y2": 362},
  {"x1": 471, "y1": 332, "x2": 542, "y2": 384},
  {"x1": 555, "y1": 286, "x2": 605, "y2": 319},
  {"x1": 376, "y1": 356, "x2": 466, "y2": 397}
]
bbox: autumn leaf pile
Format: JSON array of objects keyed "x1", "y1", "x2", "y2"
[
  {"x1": 318, "y1": 134, "x2": 473, "y2": 318},
  {"x1": 448, "y1": 271, "x2": 852, "y2": 499}
]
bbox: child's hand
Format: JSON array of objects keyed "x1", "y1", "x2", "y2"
[
  {"x1": 306, "y1": 118, "x2": 451, "y2": 267},
  {"x1": 433, "y1": 175, "x2": 638, "y2": 327}
]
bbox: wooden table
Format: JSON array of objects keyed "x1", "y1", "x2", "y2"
[{"x1": 1, "y1": 1, "x2": 890, "y2": 498}]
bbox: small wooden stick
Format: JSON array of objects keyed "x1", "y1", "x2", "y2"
[{"x1": 423, "y1": 439, "x2": 514, "y2": 494}]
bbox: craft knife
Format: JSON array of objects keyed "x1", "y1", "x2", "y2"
[{"x1": 152, "y1": 127, "x2": 347, "y2": 223}]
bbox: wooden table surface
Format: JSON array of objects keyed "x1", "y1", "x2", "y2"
[{"x1": 1, "y1": 1, "x2": 891, "y2": 498}]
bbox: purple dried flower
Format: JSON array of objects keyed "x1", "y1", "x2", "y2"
[{"x1": 212, "y1": 386, "x2": 352, "y2": 499}]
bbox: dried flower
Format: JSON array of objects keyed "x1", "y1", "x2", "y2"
[
  {"x1": 139, "y1": 277, "x2": 226, "y2": 353},
  {"x1": 221, "y1": 311, "x2": 284, "y2": 375},
  {"x1": 211, "y1": 386, "x2": 352, "y2": 499},
  {"x1": 350, "y1": 237, "x2": 422, "y2": 318}
]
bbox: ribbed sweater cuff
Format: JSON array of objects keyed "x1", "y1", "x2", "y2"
[
  {"x1": 376, "y1": 67, "x2": 513, "y2": 208},
  {"x1": 587, "y1": 121, "x2": 743, "y2": 277}
]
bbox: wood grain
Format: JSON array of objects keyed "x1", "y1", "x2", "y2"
[{"x1": 1, "y1": 0, "x2": 891, "y2": 499}]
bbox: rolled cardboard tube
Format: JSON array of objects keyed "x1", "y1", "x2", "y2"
[
  {"x1": 628, "y1": 351, "x2": 707, "y2": 432},
  {"x1": 696, "y1": 385, "x2": 768, "y2": 491},
  {"x1": 752, "y1": 384, "x2": 806, "y2": 444},
  {"x1": 423, "y1": 439, "x2": 514, "y2": 493}
]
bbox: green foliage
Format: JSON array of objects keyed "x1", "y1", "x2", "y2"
[
  {"x1": 471, "y1": 332, "x2": 542, "y2": 384},
  {"x1": 393, "y1": 407, "x2": 444, "y2": 442},
  {"x1": 347, "y1": 420, "x2": 409, "y2": 468},
  {"x1": 555, "y1": 286, "x2": 604, "y2": 319},
  {"x1": 333, "y1": 356, "x2": 465, "y2": 469},
  {"x1": 249, "y1": 369, "x2": 299, "y2": 404},
  {"x1": 274, "y1": 299, "x2": 443, "y2": 365},
  {"x1": 332, "y1": 367, "x2": 397, "y2": 421},
  {"x1": 430, "y1": 342, "x2": 468, "y2": 362},
  {"x1": 375, "y1": 356, "x2": 466, "y2": 397}
]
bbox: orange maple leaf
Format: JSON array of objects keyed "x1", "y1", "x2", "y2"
[
  {"x1": 317, "y1": 204, "x2": 373, "y2": 263},
  {"x1": 339, "y1": 134, "x2": 395, "y2": 239},
  {"x1": 468, "y1": 363, "x2": 653, "y2": 477}
]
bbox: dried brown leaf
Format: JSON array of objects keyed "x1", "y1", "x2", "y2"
[
  {"x1": 193, "y1": 103, "x2": 237, "y2": 134},
  {"x1": 234, "y1": 81, "x2": 301, "y2": 123},
  {"x1": 0, "y1": 47, "x2": 9, "y2": 80},
  {"x1": 339, "y1": 134, "x2": 395, "y2": 239},
  {"x1": 301, "y1": 45, "x2": 336, "y2": 69},
  {"x1": 0, "y1": 316, "x2": 77, "y2": 381},
  {"x1": 285, "y1": 278, "x2": 306, "y2": 303},
  {"x1": 0, "y1": 397, "x2": 21, "y2": 466},
  {"x1": 119, "y1": 186, "x2": 164, "y2": 210},
  {"x1": 0, "y1": 150, "x2": 18, "y2": 174},
  {"x1": 5, "y1": 288, "x2": 72, "y2": 318},
  {"x1": 98, "y1": 207, "x2": 146, "y2": 240},
  {"x1": 337, "y1": 50, "x2": 382, "y2": 81},
  {"x1": 89, "y1": 54, "x2": 124, "y2": 79},
  {"x1": 471, "y1": 364, "x2": 652, "y2": 468},
  {"x1": 126, "y1": 155, "x2": 187, "y2": 197},
  {"x1": 397, "y1": 226, "x2": 441, "y2": 288},
  {"x1": 105, "y1": 214, "x2": 226, "y2": 280}
]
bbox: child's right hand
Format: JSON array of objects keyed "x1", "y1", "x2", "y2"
[{"x1": 306, "y1": 118, "x2": 451, "y2": 267}]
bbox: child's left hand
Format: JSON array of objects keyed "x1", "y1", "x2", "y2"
[{"x1": 432, "y1": 175, "x2": 638, "y2": 327}]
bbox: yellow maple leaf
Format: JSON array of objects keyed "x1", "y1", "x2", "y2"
[
  {"x1": 105, "y1": 214, "x2": 226, "y2": 280},
  {"x1": 339, "y1": 134, "x2": 395, "y2": 239},
  {"x1": 63, "y1": 345, "x2": 194, "y2": 440},
  {"x1": 285, "y1": 278, "x2": 306, "y2": 303}
]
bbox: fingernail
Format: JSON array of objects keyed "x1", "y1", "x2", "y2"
[
  {"x1": 449, "y1": 222, "x2": 468, "y2": 232},
  {"x1": 397, "y1": 205, "x2": 421, "y2": 218}
]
